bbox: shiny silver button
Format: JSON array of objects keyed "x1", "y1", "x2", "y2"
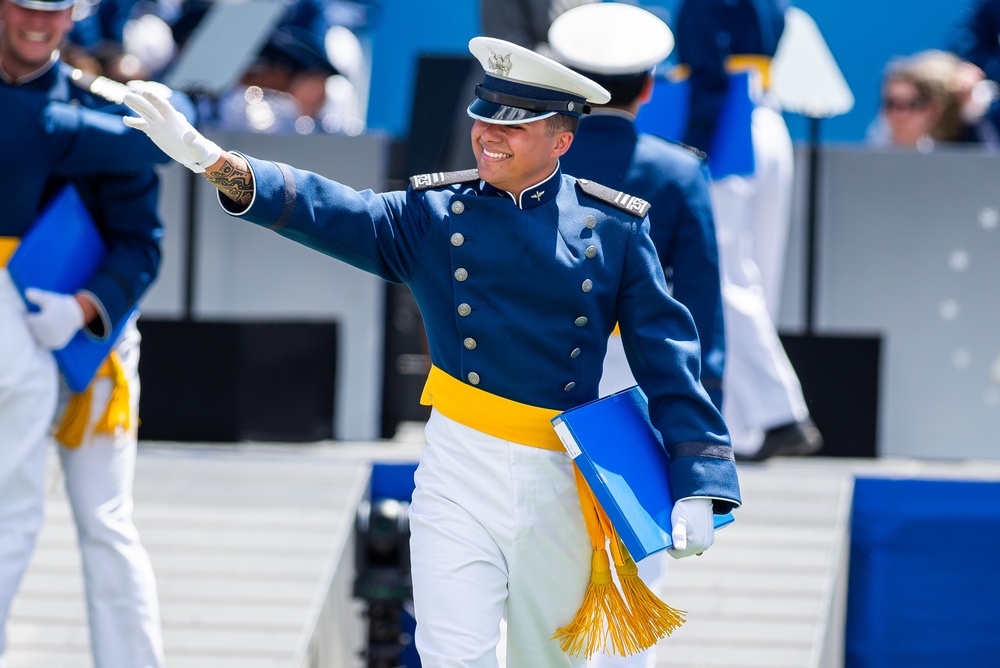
[
  {"x1": 451, "y1": 201, "x2": 465, "y2": 214},
  {"x1": 564, "y1": 382, "x2": 577, "y2": 392},
  {"x1": 570, "y1": 348, "x2": 581, "y2": 359},
  {"x1": 454, "y1": 267, "x2": 468, "y2": 281},
  {"x1": 575, "y1": 316, "x2": 588, "y2": 327},
  {"x1": 585, "y1": 246, "x2": 598, "y2": 259},
  {"x1": 581, "y1": 279, "x2": 593, "y2": 293},
  {"x1": 467, "y1": 372, "x2": 480, "y2": 385},
  {"x1": 458, "y1": 303, "x2": 472, "y2": 316},
  {"x1": 584, "y1": 215, "x2": 597, "y2": 229},
  {"x1": 464, "y1": 337, "x2": 477, "y2": 350},
  {"x1": 451, "y1": 233, "x2": 465, "y2": 246}
]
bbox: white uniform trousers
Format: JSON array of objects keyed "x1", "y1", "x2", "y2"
[
  {"x1": 0, "y1": 276, "x2": 163, "y2": 668},
  {"x1": 54, "y1": 317, "x2": 164, "y2": 668},
  {"x1": 587, "y1": 336, "x2": 666, "y2": 668},
  {"x1": 0, "y1": 270, "x2": 59, "y2": 659},
  {"x1": 410, "y1": 409, "x2": 592, "y2": 668},
  {"x1": 711, "y1": 104, "x2": 809, "y2": 456}
]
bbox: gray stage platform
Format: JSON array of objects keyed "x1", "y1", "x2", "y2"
[
  {"x1": 5, "y1": 440, "x2": 422, "y2": 668},
  {"x1": 7, "y1": 438, "x2": 1000, "y2": 668}
]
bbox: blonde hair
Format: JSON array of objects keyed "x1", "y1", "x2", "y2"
[{"x1": 890, "y1": 50, "x2": 967, "y2": 142}]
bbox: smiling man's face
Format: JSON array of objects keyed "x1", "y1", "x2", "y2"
[
  {"x1": 471, "y1": 117, "x2": 574, "y2": 198},
  {"x1": 0, "y1": 1, "x2": 74, "y2": 80}
]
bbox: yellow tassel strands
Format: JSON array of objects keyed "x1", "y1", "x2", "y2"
[
  {"x1": 553, "y1": 467, "x2": 686, "y2": 658},
  {"x1": 54, "y1": 352, "x2": 131, "y2": 448}
]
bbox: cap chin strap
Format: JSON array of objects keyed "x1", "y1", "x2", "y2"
[{"x1": 474, "y1": 85, "x2": 591, "y2": 116}]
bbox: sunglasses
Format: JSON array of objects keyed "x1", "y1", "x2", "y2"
[{"x1": 883, "y1": 96, "x2": 928, "y2": 112}]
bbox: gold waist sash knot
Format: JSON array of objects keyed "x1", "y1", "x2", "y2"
[{"x1": 420, "y1": 365, "x2": 685, "y2": 658}]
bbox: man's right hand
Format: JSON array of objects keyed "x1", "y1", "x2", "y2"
[{"x1": 123, "y1": 90, "x2": 222, "y2": 173}]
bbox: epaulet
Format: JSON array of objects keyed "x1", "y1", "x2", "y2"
[
  {"x1": 68, "y1": 67, "x2": 129, "y2": 105},
  {"x1": 575, "y1": 179, "x2": 651, "y2": 218},
  {"x1": 409, "y1": 169, "x2": 480, "y2": 191},
  {"x1": 666, "y1": 138, "x2": 708, "y2": 161}
]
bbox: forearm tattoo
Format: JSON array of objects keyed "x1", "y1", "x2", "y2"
[{"x1": 206, "y1": 153, "x2": 254, "y2": 208}]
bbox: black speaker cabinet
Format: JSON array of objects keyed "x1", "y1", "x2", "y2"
[
  {"x1": 779, "y1": 332, "x2": 882, "y2": 458},
  {"x1": 137, "y1": 320, "x2": 338, "y2": 442}
]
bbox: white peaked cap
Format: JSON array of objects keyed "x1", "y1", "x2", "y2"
[
  {"x1": 548, "y1": 2, "x2": 674, "y2": 76},
  {"x1": 467, "y1": 36, "x2": 610, "y2": 124}
]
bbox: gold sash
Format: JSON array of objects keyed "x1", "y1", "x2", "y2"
[{"x1": 0, "y1": 237, "x2": 19, "y2": 268}]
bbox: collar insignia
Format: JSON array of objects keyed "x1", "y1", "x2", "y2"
[
  {"x1": 487, "y1": 48, "x2": 513, "y2": 77},
  {"x1": 530, "y1": 190, "x2": 544, "y2": 201}
]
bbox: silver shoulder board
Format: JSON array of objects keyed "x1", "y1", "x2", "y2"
[
  {"x1": 409, "y1": 168, "x2": 480, "y2": 191},
  {"x1": 575, "y1": 179, "x2": 651, "y2": 218}
]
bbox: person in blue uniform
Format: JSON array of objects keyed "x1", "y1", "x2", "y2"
[
  {"x1": 553, "y1": 3, "x2": 724, "y2": 410},
  {"x1": 549, "y1": 4, "x2": 725, "y2": 667},
  {"x1": 0, "y1": 0, "x2": 194, "y2": 665},
  {"x1": 674, "y1": 0, "x2": 822, "y2": 462},
  {"x1": 122, "y1": 35, "x2": 742, "y2": 667}
]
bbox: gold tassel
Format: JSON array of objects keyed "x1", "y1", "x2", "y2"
[
  {"x1": 554, "y1": 467, "x2": 653, "y2": 658},
  {"x1": 54, "y1": 352, "x2": 131, "y2": 448},
  {"x1": 54, "y1": 387, "x2": 93, "y2": 448},
  {"x1": 552, "y1": 549, "x2": 642, "y2": 658},
  {"x1": 614, "y1": 540, "x2": 686, "y2": 645},
  {"x1": 95, "y1": 352, "x2": 131, "y2": 434}
]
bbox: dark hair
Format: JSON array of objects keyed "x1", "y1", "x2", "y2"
[
  {"x1": 544, "y1": 113, "x2": 580, "y2": 136},
  {"x1": 573, "y1": 69, "x2": 649, "y2": 108},
  {"x1": 598, "y1": 75, "x2": 649, "y2": 107}
]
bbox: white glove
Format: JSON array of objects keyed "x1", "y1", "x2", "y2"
[
  {"x1": 25, "y1": 288, "x2": 85, "y2": 351},
  {"x1": 122, "y1": 90, "x2": 222, "y2": 173},
  {"x1": 667, "y1": 498, "x2": 715, "y2": 559},
  {"x1": 126, "y1": 79, "x2": 175, "y2": 100}
]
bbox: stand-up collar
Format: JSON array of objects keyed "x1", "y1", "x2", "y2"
[
  {"x1": 0, "y1": 50, "x2": 59, "y2": 86},
  {"x1": 480, "y1": 165, "x2": 562, "y2": 210}
]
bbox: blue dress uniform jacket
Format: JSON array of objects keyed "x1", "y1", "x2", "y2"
[
  {"x1": 0, "y1": 84, "x2": 170, "y2": 240},
  {"x1": 675, "y1": 0, "x2": 788, "y2": 152},
  {"x1": 561, "y1": 113, "x2": 725, "y2": 409},
  {"x1": 9, "y1": 62, "x2": 195, "y2": 334},
  {"x1": 223, "y1": 156, "x2": 741, "y2": 511}
]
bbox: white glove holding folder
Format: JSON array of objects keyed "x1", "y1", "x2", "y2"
[
  {"x1": 25, "y1": 288, "x2": 84, "y2": 351},
  {"x1": 668, "y1": 498, "x2": 715, "y2": 559}
]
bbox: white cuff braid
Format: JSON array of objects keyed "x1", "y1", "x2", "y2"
[{"x1": 123, "y1": 90, "x2": 222, "y2": 173}]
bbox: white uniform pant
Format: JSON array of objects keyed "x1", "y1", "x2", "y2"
[
  {"x1": 0, "y1": 270, "x2": 163, "y2": 668},
  {"x1": 0, "y1": 270, "x2": 58, "y2": 658},
  {"x1": 711, "y1": 105, "x2": 808, "y2": 456},
  {"x1": 410, "y1": 409, "x2": 592, "y2": 668}
]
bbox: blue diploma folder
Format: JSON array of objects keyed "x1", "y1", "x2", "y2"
[
  {"x1": 635, "y1": 70, "x2": 756, "y2": 180},
  {"x1": 8, "y1": 185, "x2": 135, "y2": 393},
  {"x1": 552, "y1": 386, "x2": 735, "y2": 561}
]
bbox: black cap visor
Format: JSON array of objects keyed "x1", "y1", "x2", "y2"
[
  {"x1": 467, "y1": 80, "x2": 590, "y2": 124},
  {"x1": 467, "y1": 97, "x2": 556, "y2": 124}
]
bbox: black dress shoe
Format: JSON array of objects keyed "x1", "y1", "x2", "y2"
[{"x1": 736, "y1": 418, "x2": 824, "y2": 462}]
